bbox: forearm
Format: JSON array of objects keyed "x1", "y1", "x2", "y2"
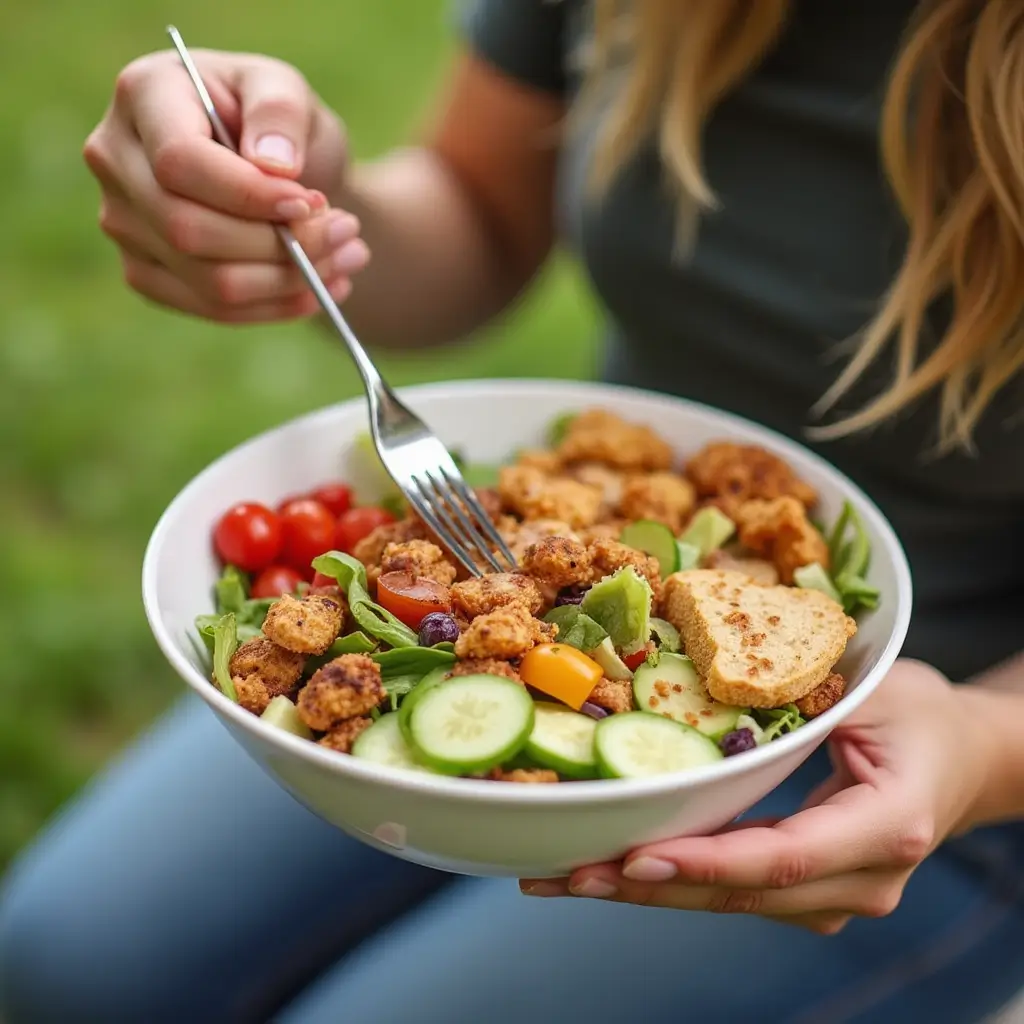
[
  {"x1": 324, "y1": 147, "x2": 539, "y2": 349},
  {"x1": 959, "y1": 651, "x2": 1024, "y2": 828}
]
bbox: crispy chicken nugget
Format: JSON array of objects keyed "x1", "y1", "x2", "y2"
[
  {"x1": 454, "y1": 605, "x2": 556, "y2": 660},
  {"x1": 568, "y1": 463, "x2": 625, "y2": 516},
  {"x1": 686, "y1": 442, "x2": 817, "y2": 516},
  {"x1": 233, "y1": 675, "x2": 271, "y2": 715},
  {"x1": 577, "y1": 519, "x2": 628, "y2": 546},
  {"x1": 451, "y1": 572, "x2": 544, "y2": 618},
  {"x1": 618, "y1": 472, "x2": 696, "y2": 533},
  {"x1": 297, "y1": 654, "x2": 386, "y2": 732},
  {"x1": 228, "y1": 637, "x2": 306, "y2": 696},
  {"x1": 734, "y1": 497, "x2": 830, "y2": 585},
  {"x1": 447, "y1": 658, "x2": 522, "y2": 683},
  {"x1": 557, "y1": 409, "x2": 674, "y2": 472},
  {"x1": 380, "y1": 539, "x2": 457, "y2": 587},
  {"x1": 262, "y1": 593, "x2": 345, "y2": 656},
  {"x1": 318, "y1": 716, "x2": 374, "y2": 753},
  {"x1": 588, "y1": 537, "x2": 663, "y2": 600},
  {"x1": 499, "y1": 518, "x2": 580, "y2": 564},
  {"x1": 515, "y1": 448, "x2": 563, "y2": 473},
  {"x1": 521, "y1": 536, "x2": 592, "y2": 588},
  {"x1": 487, "y1": 767, "x2": 560, "y2": 783},
  {"x1": 352, "y1": 518, "x2": 427, "y2": 569},
  {"x1": 498, "y1": 466, "x2": 602, "y2": 529},
  {"x1": 587, "y1": 678, "x2": 634, "y2": 715}
]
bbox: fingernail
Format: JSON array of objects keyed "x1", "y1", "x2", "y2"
[
  {"x1": 308, "y1": 190, "x2": 328, "y2": 210},
  {"x1": 569, "y1": 878, "x2": 618, "y2": 899},
  {"x1": 327, "y1": 213, "x2": 360, "y2": 247},
  {"x1": 276, "y1": 198, "x2": 311, "y2": 220},
  {"x1": 520, "y1": 881, "x2": 566, "y2": 898},
  {"x1": 254, "y1": 134, "x2": 296, "y2": 169},
  {"x1": 332, "y1": 239, "x2": 369, "y2": 274},
  {"x1": 623, "y1": 857, "x2": 677, "y2": 882}
]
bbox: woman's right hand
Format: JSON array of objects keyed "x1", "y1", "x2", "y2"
[{"x1": 83, "y1": 49, "x2": 369, "y2": 323}]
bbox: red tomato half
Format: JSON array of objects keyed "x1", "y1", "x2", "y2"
[
  {"x1": 213, "y1": 502, "x2": 282, "y2": 572},
  {"x1": 622, "y1": 649, "x2": 649, "y2": 672},
  {"x1": 310, "y1": 483, "x2": 353, "y2": 518},
  {"x1": 376, "y1": 572, "x2": 451, "y2": 629},
  {"x1": 310, "y1": 571, "x2": 338, "y2": 590},
  {"x1": 279, "y1": 498, "x2": 336, "y2": 573},
  {"x1": 251, "y1": 565, "x2": 303, "y2": 599},
  {"x1": 335, "y1": 506, "x2": 395, "y2": 553}
]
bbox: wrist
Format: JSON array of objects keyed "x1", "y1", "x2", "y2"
[{"x1": 954, "y1": 685, "x2": 1024, "y2": 831}]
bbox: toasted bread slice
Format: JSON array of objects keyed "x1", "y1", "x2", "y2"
[{"x1": 661, "y1": 570, "x2": 857, "y2": 708}]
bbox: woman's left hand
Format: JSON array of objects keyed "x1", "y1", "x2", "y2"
[{"x1": 520, "y1": 661, "x2": 993, "y2": 934}]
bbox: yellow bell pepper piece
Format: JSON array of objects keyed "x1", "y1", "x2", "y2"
[{"x1": 519, "y1": 643, "x2": 604, "y2": 710}]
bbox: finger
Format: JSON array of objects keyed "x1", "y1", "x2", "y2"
[
  {"x1": 99, "y1": 194, "x2": 177, "y2": 266},
  {"x1": 621, "y1": 782, "x2": 927, "y2": 889},
  {"x1": 766, "y1": 912, "x2": 853, "y2": 936},
  {"x1": 121, "y1": 253, "x2": 351, "y2": 322},
  {"x1": 232, "y1": 59, "x2": 315, "y2": 177},
  {"x1": 130, "y1": 64, "x2": 322, "y2": 221}
]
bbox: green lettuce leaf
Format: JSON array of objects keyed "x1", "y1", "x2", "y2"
[
  {"x1": 211, "y1": 613, "x2": 239, "y2": 702},
  {"x1": 372, "y1": 644, "x2": 456, "y2": 680},
  {"x1": 542, "y1": 605, "x2": 608, "y2": 652}
]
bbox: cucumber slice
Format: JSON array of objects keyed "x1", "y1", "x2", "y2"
[
  {"x1": 619, "y1": 520, "x2": 680, "y2": 578},
  {"x1": 675, "y1": 541, "x2": 702, "y2": 572},
  {"x1": 632, "y1": 653, "x2": 745, "y2": 739},
  {"x1": 595, "y1": 712, "x2": 723, "y2": 779},
  {"x1": 397, "y1": 666, "x2": 449, "y2": 743},
  {"x1": 525, "y1": 702, "x2": 598, "y2": 779},
  {"x1": 407, "y1": 674, "x2": 535, "y2": 775},
  {"x1": 260, "y1": 695, "x2": 312, "y2": 739},
  {"x1": 587, "y1": 637, "x2": 633, "y2": 681},
  {"x1": 352, "y1": 712, "x2": 432, "y2": 773},
  {"x1": 649, "y1": 617, "x2": 681, "y2": 653}
]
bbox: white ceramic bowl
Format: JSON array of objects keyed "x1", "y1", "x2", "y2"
[{"x1": 143, "y1": 380, "x2": 912, "y2": 878}]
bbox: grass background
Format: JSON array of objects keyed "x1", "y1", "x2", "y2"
[{"x1": 0, "y1": 0, "x2": 597, "y2": 872}]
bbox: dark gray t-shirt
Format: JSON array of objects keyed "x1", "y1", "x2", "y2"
[{"x1": 464, "y1": 0, "x2": 1024, "y2": 681}]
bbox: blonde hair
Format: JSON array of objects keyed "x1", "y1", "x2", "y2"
[{"x1": 584, "y1": 0, "x2": 1024, "y2": 451}]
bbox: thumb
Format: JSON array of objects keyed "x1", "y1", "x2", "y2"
[{"x1": 235, "y1": 60, "x2": 315, "y2": 179}]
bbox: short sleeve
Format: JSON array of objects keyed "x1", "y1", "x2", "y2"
[{"x1": 459, "y1": 0, "x2": 568, "y2": 94}]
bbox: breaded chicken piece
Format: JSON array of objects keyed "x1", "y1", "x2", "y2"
[
  {"x1": 515, "y1": 448, "x2": 563, "y2": 473},
  {"x1": 577, "y1": 519, "x2": 628, "y2": 546},
  {"x1": 498, "y1": 466, "x2": 602, "y2": 529},
  {"x1": 521, "y1": 536, "x2": 592, "y2": 588},
  {"x1": 380, "y1": 539, "x2": 457, "y2": 587},
  {"x1": 618, "y1": 472, "x2": 697, "y2": 533},
  {"x1": 587, "y1": 678, "x2": 634, "y2": 714},
  {"x1": 487, "y1": 767, "x2": 560, "y2": 783},
  {"x1": 686, "y1": 442, "x2": 817, "y2": 517},
  {"x1": 472, "y1": 487, "x2": 504, "y2": 524},
  {"x1": 318, "y1": 716, "x2": 374, "y2": 753},
  {"x1": 704, "y1": 548, "x2": 780, "y2": 586},
  {"x1": 451, "y1": 572, "x2": 544, "y2": 618},
  {"x1": 454, "y1": 605, "x2": 556, "y2": 660},
  {"x1": 447, "y1": 658, "x2": 522, "y2": 683},
  {"x1": 233, "y1": 675, "x2": 271, "y2": 715},
  {"x1": 297, "y1": 654, "x2": 386, "y2": 731},
  {"x1": 352, "y1": 518, "x2": 427, "y2": 569},
  {"x1": 734, "y1": 497, "x2": 829, "y2": 585},
  {"x1": 794, "y1": 672, "x2": 846, "y2": 718},
  {"x1": 557, "y1": 409, "x2": 674, "y2": 472},
  {"x1": 262, "y1": 593, "x2": 345, "y2": 656},
  {"x1": 588, "y1": 537, "x2": 663, "y2": 600},
  {"x1": 229, "y1": 637, "x2": 306, "y2": 696},
  {"x1": 568, "y1": 463, "x2": 625, "y2": 517},
  {"x1": 499, "y1": 518, "x2": 581, "y2": 564}
]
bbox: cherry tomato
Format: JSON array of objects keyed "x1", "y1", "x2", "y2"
[
  {"x1": 310, "y1": 482, "x2": 353, "y2": 518},
  {"x1": 310, "y1": 571, "x2": 338, "y2": 590},
  {"x1": 251, "y1": 564, "x2": 304, "y2": 599},
  {"x1": 279, "y1": 498, "x2": 336, "y2": 573},
  {"x1": 335, "y1": 506, "x2": 395, "y2": 553},
  {"x1": 376, "y1": 572, "x2": 451, "y2": 629},
  {"x1": 519, "y1": 643, "x2": 604, "y2": 710},
  {"x1": 213, "y1": 502, "x2": 282, "y2": 572}
]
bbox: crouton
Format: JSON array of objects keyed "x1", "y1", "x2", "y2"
[
  {"x1": 380, "y1": 539, "x2": 457, "y2": 587},
  {"x1": 262, "y1": 593, "x2": 345, "y2": 655},
  {"x1": 521, "y1": 536, "x2": 592, "y2": 588},
  {"x1": 318, "y1": 716, "x2": 374, "y2": 753},
  {"x1": 454, "y1": 605, "x2": 556, "y2": 660},
  {"x1": 618, "y1": 472, "x2": 696, "y2": 533},
  {"x1": 498, "y1": 466, "x2": 602, "y2": 529},
  {"x1": 447, "y1": 658, "x2": 522, "y2": 683},
  {"x1": 451, "y1": 573, "x2": 544, "y2": 619},
  {"x1": 557, "y1": 410, "x2": 674, "y2": 472},
  {"x1": 794, "y1": 672, "x2": 846, "y2": 718},
  {"x1": 734, "y1": 497, "x2": 829, "y2": 585},
  {"x1": 660, "y1": 570, "x2": 856, "y2": 708},
  {"x1": 228, "y1": 637, "x2": 305, "y2": 696},
  {"x1": 587, "y1": 678, "x2": 634, "y2": 715},
  {"x1": 704, "y1": 548, "x2": 780, "y2": 586},
  {"x1": 297, "y1": 654, "x2": 386, "y2": 731}
]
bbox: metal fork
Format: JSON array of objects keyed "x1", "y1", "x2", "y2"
[{"x1": 167, "y1": 26, "x2": 516, "y2": 576}]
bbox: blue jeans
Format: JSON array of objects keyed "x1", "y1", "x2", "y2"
[{"x1": 2, "y1": 696, "x2": 1024, "y2": 1024}]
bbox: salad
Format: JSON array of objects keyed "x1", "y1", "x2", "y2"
[{"x1": 194, "y1": 409, "x2": 876, "y2": 783}]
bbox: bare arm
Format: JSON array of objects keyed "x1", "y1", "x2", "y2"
[{"x1": 328, "y1": 52, "x2": 566, "y2": 349}]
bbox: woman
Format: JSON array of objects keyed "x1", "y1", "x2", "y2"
[{"x1": 3, "y1": 1, "x2": 1024, "y2": 1021}]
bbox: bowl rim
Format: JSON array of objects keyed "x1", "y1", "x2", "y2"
[{"x1": 142, "y1": 378, "x2": 913, "y2": 806}]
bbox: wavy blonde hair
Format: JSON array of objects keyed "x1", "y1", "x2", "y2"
[{"x1": 583, "y1": 0, "x2": 1024, "y2": 451}]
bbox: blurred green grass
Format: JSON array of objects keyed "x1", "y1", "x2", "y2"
[{"x1": 0, "y1": 1, "x2": 597, "y2": 870}]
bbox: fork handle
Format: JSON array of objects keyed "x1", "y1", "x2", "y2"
[{"x1": 166, "y1": 25, "x2": 387, "y2": 398}]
